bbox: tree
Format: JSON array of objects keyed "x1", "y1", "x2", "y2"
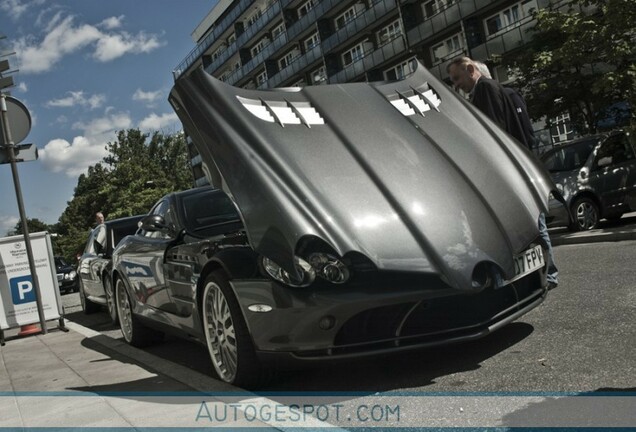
[
  {"x1": 503, "y1": 0, "x2": 636, "y2": 133},
  {"x1": 8, "y1": 218, "x2": 52, "y2": 236},
  {"x1": 55, "y1": 129, "x2": 193, "y2": 262}
]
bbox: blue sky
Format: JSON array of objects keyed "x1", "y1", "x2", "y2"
[{"x1": 0, "y1": 0, "x2": 216, "y2": 234}]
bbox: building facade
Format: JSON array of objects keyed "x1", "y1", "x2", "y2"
[{"x1": 175, "y1": 0, "x2": 554, "y2": 185}]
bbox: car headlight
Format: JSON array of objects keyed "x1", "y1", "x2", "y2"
[
  {"x1": 262, "y1": 252, "x2": 350, "y2": 287},
  {"x1": 64, "y1": 270, "x2": 77, "y2": 280},
  {"x1": 262, "y1": 256, "x2": 315, "y2": 287},
  {"x1": 308, "y1": 252, "x2": 350, "y2": 284}
]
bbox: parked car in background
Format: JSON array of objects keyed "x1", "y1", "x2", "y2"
[
  {"x1": 54, "y1": 256, "x2": 78, "y2": 294},
  {"x1": 111, "y1": 61, "x2": 555, "y2": 388},
  {"x1": 78, "y1": 215, "x2": 144, "y2": 322},
  {"x1": 541, "y1": 130, "x2": 636, "y2": 230}
]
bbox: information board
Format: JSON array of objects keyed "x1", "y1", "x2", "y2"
[{"x1": 0, "y1": 232, "x2": 62, "y2": 329}]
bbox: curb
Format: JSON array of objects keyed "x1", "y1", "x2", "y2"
[{"x1": 551, "y1": 227, "x2": 636, "y2": 246}]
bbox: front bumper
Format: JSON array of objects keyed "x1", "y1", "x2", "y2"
[{"x1": 233, "y1": 259, "x2": 547, "y2": 366}]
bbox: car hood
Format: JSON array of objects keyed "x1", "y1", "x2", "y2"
[{"x1": 169, "y1": 61, "x2": 554, "y2": 290}]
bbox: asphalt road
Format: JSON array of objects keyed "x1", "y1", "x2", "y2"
[{"x1": 60, "y1": 239, "x2": 636, "y2": 399}]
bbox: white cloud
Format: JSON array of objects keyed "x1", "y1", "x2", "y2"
[
  {"x1": 38, "y1": 136, "x2": 109, "y2": 177},
  {"x1": 0, "y1": 0, "x2": 44, "y2": 21},
  {"x1": 132, "y1": 88, "x2": 162, "y2": 106},
  {"x1": 14, "y1": 13, "x2": 163, "y2": 74},
  {"x1": 0, "y1": 215, "x2": 20, "y2": 236},
  {"x1": 17, "y1": 82, "x2": 28, "y2": 92},
  {"x1": 99, "y1": 15, "x2": 124, "y2": 30},
  {"x1": 45, "y1": 91, "x2": 106, "y2": 109},
  {"x1": 72, "y1": 112, "x2": 132, "y2": 136},
  {"x1": 138, "y1": 112, "x2": 180, "y2": 131},
  {"x1": 93, "y1": 31, "x2": 162, "y2": 62},
  {"x1": 15, "y1": 14, "x2": 102, "y2": 74}
]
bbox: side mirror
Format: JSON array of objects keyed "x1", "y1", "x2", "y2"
[{"x1": 140, "y1": 215, "x2": 173, "y2": 236}]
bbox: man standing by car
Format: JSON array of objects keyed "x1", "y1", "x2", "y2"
[
  {"x1": 447, "y1": 56, "x2": 558, "y2": 289},
  {"x1": 94, "y1": 212, "x2": 106, "y2": 254}
]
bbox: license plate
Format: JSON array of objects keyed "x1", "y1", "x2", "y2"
[{"x1": 507, "y1": 245, "x2": 545, "y2": 284}]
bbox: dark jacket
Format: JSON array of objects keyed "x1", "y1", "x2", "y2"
[
  {"x1": 470, "y1": 77, "x2": 529, "y2": 148},
  {"x1": 504, "y1": 86, "x2": 536, "y2": 150}
]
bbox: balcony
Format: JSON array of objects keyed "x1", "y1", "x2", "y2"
[
  {"x1": 322, "y1": 0, "x2": 399, "y2": 55},
  {"x1": 236, "y1": 1, "x2": 283, "y2": 50},
  {"x1": 329, "y1": 35, "x2": 406, "y2": 83},
  {"x1": 266, "y1": 44, "x2": 324, "y2": 88},
  {"x1": 470, "y1": 17, "x2": 536, "y2": 60},
  {"x1": 407, "y1": 2, "x2": 462, "y2": 46},
  {"x1": 227, "y1": 32, "x2": 290, "y2": 86},
  {"x1": 286, "y1": 0, "x2": 341, "y2": 40},
  {"x1": 174, "y1": 0, "x2": 255, "y2": 78}
]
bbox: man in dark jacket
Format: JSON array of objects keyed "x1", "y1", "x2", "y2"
[
  {"x1": 446, "y1": 56, "x2": 558, "y2": 289},
  {"x1": 447, "y1": 56, "x2": 529, "y2": 148},
  {"x1": 472, "y1": 60, "x2": 537, "y2": 150}
]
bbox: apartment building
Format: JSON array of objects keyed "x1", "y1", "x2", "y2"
[{"x1": 175, "y1": 0, "x2": 551, "y2": 185}]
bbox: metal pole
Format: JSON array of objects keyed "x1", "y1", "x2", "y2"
[{"x1": 0, "y1": 93, "x2": 47, "y2": 334}]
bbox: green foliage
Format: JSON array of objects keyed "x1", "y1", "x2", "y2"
[
  {"x1": 54, "y1": 129, "x2": 193, "y2": 262},
  {"x1": 8, "y1": 218, "x2": 52, "y2": 236},
  {"x1": 503, "y1": 0, "x2": 636, "y2": 133}
]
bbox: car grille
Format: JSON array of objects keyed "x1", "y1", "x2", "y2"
[{"x1": 298, "y1": 270, "x2": 542, "y2": 357}]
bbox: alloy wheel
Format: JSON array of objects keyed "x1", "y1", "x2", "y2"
[
  {"x1": 104, "y1": 277, "x2": 117, "y2": 323},
  {"x1": 574, "y1": 199, "x2": 599, "y2": 230},
  {"x1": 203, "y1": 281, "x2": 238, "y2": 383},
  {"x1": 79, "y1": 281, "x2": 86, "y2": 310},
  {"x1": 116, "y1": 279, "x2": 133, "y2": 343}
]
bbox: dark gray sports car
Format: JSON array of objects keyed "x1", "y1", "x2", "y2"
[{"x1": 112, "y1": 61, "x2": 555, "y2": 387}]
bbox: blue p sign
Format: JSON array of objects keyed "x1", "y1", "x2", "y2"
[{"x1": 10, "y1": 275, "x2": 36, "y2": 304}]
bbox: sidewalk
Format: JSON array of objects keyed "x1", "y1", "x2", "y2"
[{"x1": 0, "y1": 322, "x2": 294, "y2": 429}]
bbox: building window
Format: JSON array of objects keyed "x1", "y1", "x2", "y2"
[
  {"x1": 256, "y1": 70, "x2": 268, "y2": 86},
  {"x1": 251, "y1": 37, "x2": 269, "y2": 57},
  {"x1": 430, "y1": 32, "x2": 464, "y2": 65},
  {"x1": 304, "y1": 32, "x2": 320, "y2": 51},
  {"x1": 245, "y1": 9, "x2": 262, "y2": 28},
  {"x1": 422, "y1": 0, "x2": 454, "y2": 18},
  {"x1": 485, "y1": 0, "x2": 538, "y2": 37},
  {"x1": 227, "y1": 33, "x2": 236, "y2": 44},
  {"x1": 384, "y1": 57, "x2": 417, "y2": 80},
  {"x1": 377, "y1": 19, "x2": 402, "y2": 45},
  {"x1": 279, "y1": 49, "x2": 300, "y2": 69},
  {"x1": 335, "y1": 5, "x2": 359, "y2": 29},
  {"x1": 312, "y1": 66, "x2": 326, "y2": 84},
  {"x1": 551, "y1": 112, "x2": 574, "y2": 144},
  {"x1": 272, "y1": 22, "x2": 286, "y2": 39},
  {"x1": 211, "y1": 44, "x2": 227, "y2": 61},
  {"x1": 342, "y1": 41, "x2": 367, "y2": 67},
  {"x1": 298, "y1": 0, "x2": 317, "y2": 18}
]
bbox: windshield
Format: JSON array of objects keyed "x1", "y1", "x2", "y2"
[
  {"x1": 182, "y1": 189, "x2": 242, "y2": 235},
  {"x1": 55, "y1": 257, "x2": 67, "y2": 267},
  {"x1": 542, "y1": 138, "x2": 598, "y2": 172}
]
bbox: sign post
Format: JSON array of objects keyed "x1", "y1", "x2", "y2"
[{"x1": 0, "y1": 92, "x2": 47, "y2": 336}]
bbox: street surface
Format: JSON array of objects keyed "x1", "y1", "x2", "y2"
[{"x1": 60, "y1": 239, "x2": 636, "y2": 404}]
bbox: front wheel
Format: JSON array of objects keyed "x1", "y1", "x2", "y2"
[
  {"x1": 201, "y1": 271, "x2": 263, "y2": 388},
  {"x1": 571, "y1": 197, "x2": 600, "y2": 231},
  {"x1": 104, "y1": 276, "x2": 118, "y2": 325},
  {"x1": 115, "y1": 278, "x2": 162, "y2": 347},
  {"x1": 79, "y1": 280, "x2": 100, "y2": 314}
]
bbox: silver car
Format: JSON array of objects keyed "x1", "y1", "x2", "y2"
[
  {"x1": 112, "y1": 60, "x2": 556, "y2": 388},
  {"x1": 542, "y1": 131, "x2": 636, "y2": 230}
]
